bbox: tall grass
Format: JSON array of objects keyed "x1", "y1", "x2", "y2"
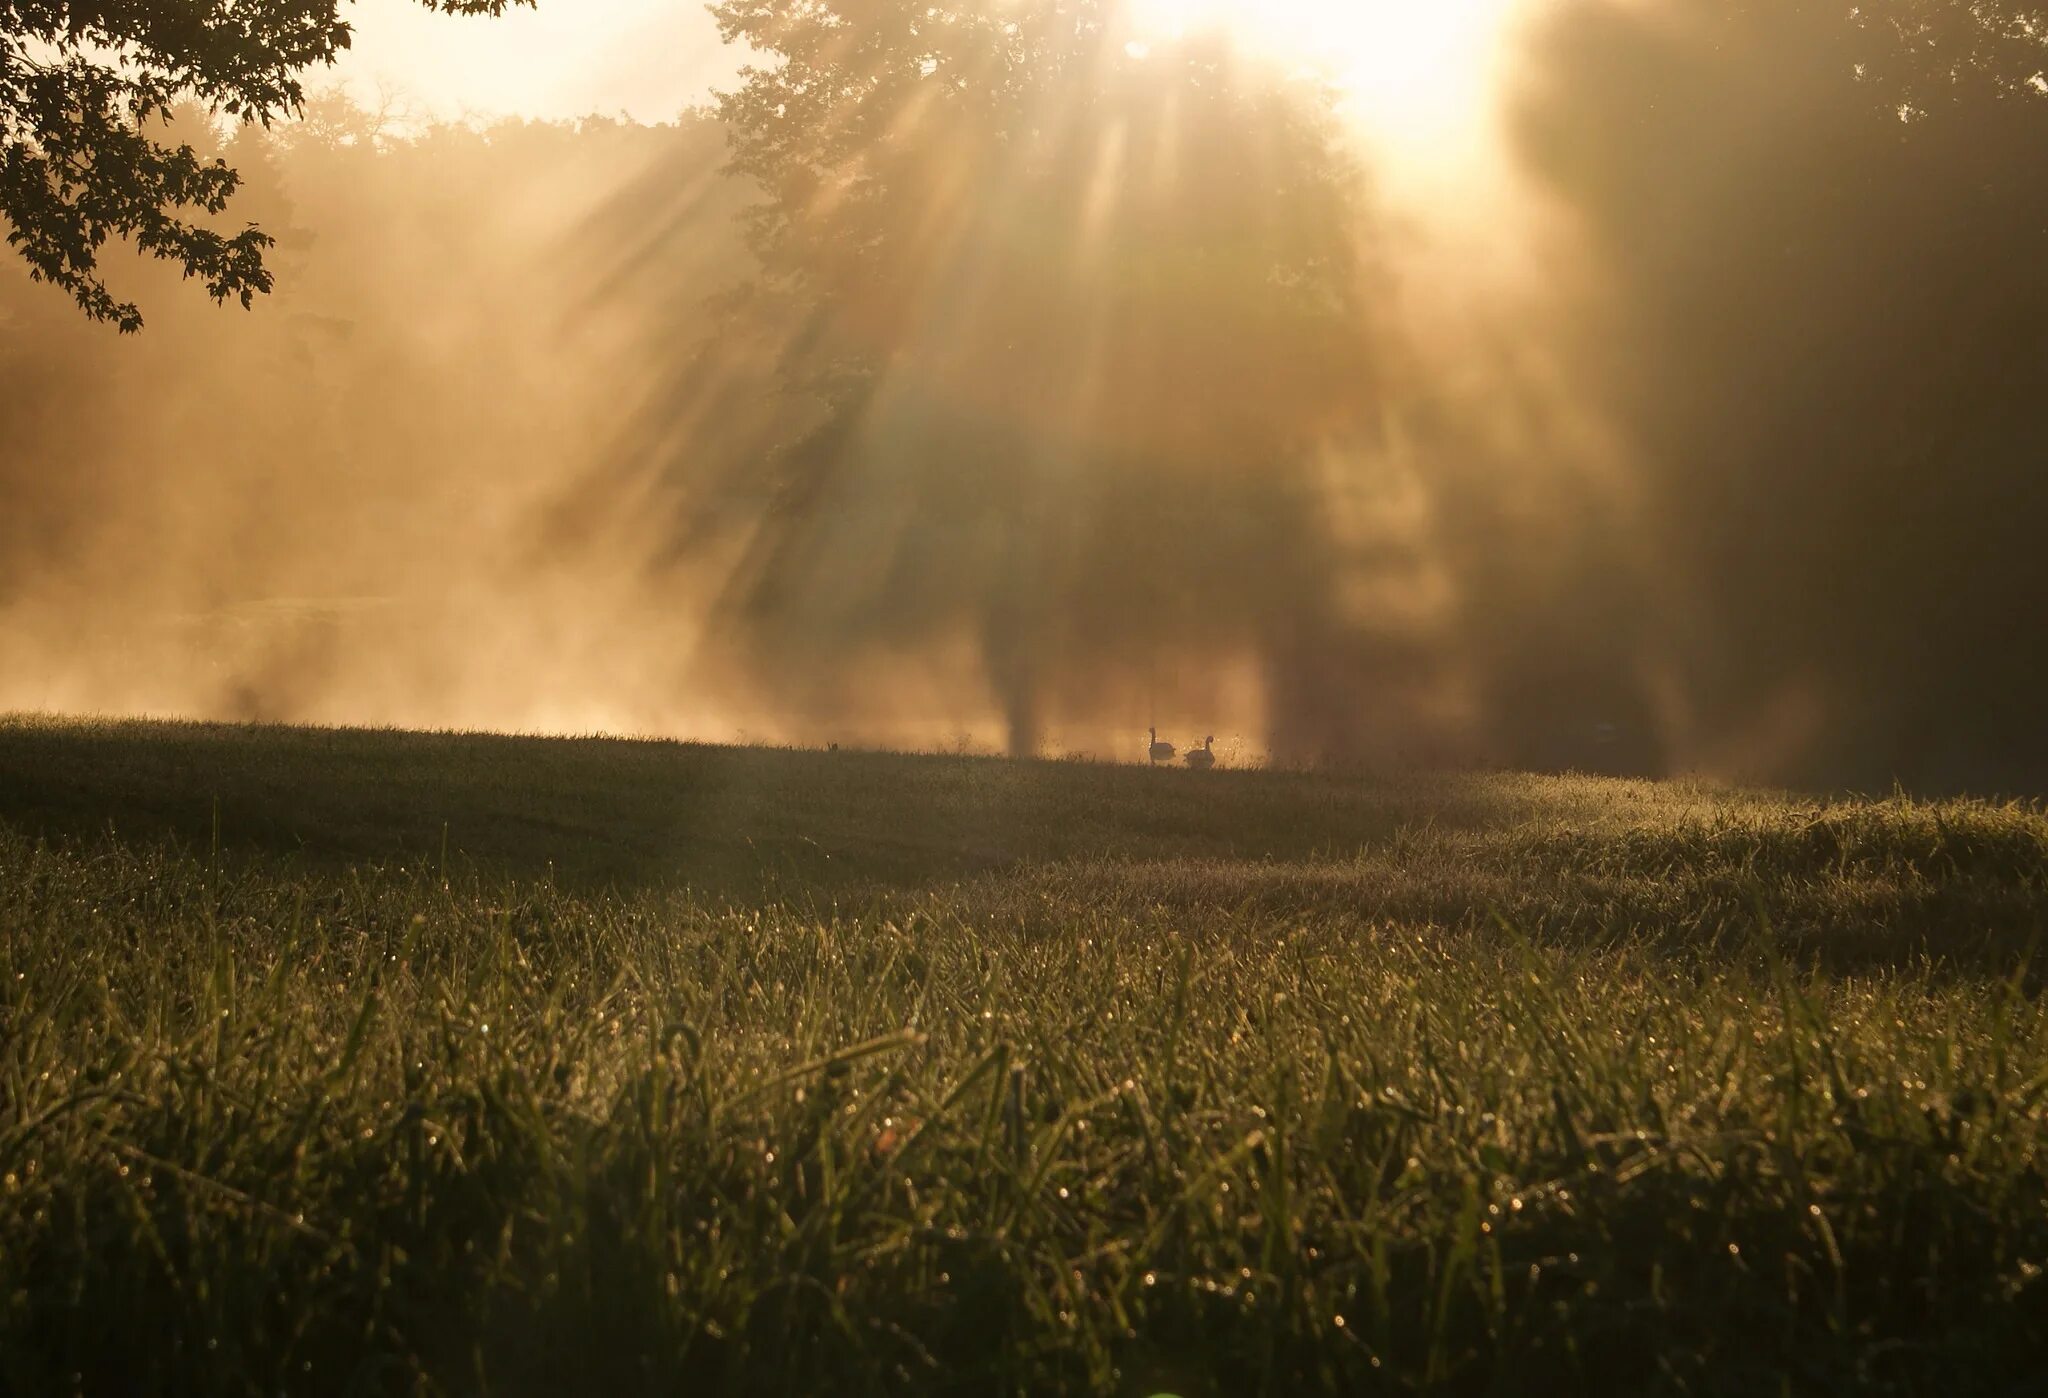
[{"x1": 2, "y1": 721, "x2": 2045, "y2": 1394}]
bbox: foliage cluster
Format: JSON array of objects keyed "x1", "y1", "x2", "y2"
[{"x1": 0, "y1": 0, "x2": 525, "y2": 329}]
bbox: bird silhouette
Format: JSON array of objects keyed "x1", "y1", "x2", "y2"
[
  {"x1": 1148, "y1": 727, "x2": 1176, "y2": 766},
  {"x1": 1184, "y1": 736, "x2": 1216, "y2": 771}
]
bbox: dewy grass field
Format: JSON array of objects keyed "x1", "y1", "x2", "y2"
[{"x1": 2, "y1": 718, "x2": 2046, "y2": 1395}]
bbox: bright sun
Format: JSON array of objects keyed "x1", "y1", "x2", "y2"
[{"x1": 1126, "y1": 0, "x2": 1525, "y2": 166}]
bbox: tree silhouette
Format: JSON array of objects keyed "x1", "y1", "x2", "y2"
[
  {"x1": 1513, "y1": 0, "x2": 2048, "y2": 789},
  {"x1": 707, "y1": 0, "x2": 1397, "y2": 757},
  {"x1": 0, "y1": 0, "x2": 527, "y2": 330}
]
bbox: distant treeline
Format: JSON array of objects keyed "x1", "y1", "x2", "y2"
[{"x1": 0, "y1": 103, "x2": 763, "y2": 736}]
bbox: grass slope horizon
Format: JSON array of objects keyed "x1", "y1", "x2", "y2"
[{"x1": 3, "y1": 717, "x2": 2046, "y2": 1394}]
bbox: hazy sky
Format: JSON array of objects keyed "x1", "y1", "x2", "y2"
[
  {"x1": 328, "y1": 0, "x2": 1523, "y2": 170},
  {"x1": 331, "y1": 0, "x2": 736, "y2": 124}
]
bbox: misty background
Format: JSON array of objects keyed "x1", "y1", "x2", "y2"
[{"x1": 3, "y1": 0, "x2": 2043, "y2": 791}]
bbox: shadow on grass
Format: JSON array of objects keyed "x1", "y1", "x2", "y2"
[{"x1": 0, "y1": 717, "x2": 1564, "y2": 900}]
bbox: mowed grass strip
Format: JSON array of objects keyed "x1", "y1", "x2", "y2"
[{"x1": 1, "y1": 719, "x2": 2046, "y2": 1395}]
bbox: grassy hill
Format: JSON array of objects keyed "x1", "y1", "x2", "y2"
[{"x1": 2, "y1": 718, "x2": 2045, "y2": 1394}]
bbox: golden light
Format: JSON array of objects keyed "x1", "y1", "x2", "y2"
[{"x1": 1125, "y1": 0, "x2": 1526, "y2": 170}]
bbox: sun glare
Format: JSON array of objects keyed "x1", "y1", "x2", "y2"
[{"x1": 1126, "y1": 0, "x2": 1524, "y2": 167}]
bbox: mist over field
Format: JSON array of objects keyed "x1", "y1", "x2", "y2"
[{"x1": 4, "y1": 0, "x2": 2045, "y2": 792}]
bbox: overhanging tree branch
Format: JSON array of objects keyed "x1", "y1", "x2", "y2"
[{"x1": 0, "y1": 0, "x2": 530, "y2": 330}]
